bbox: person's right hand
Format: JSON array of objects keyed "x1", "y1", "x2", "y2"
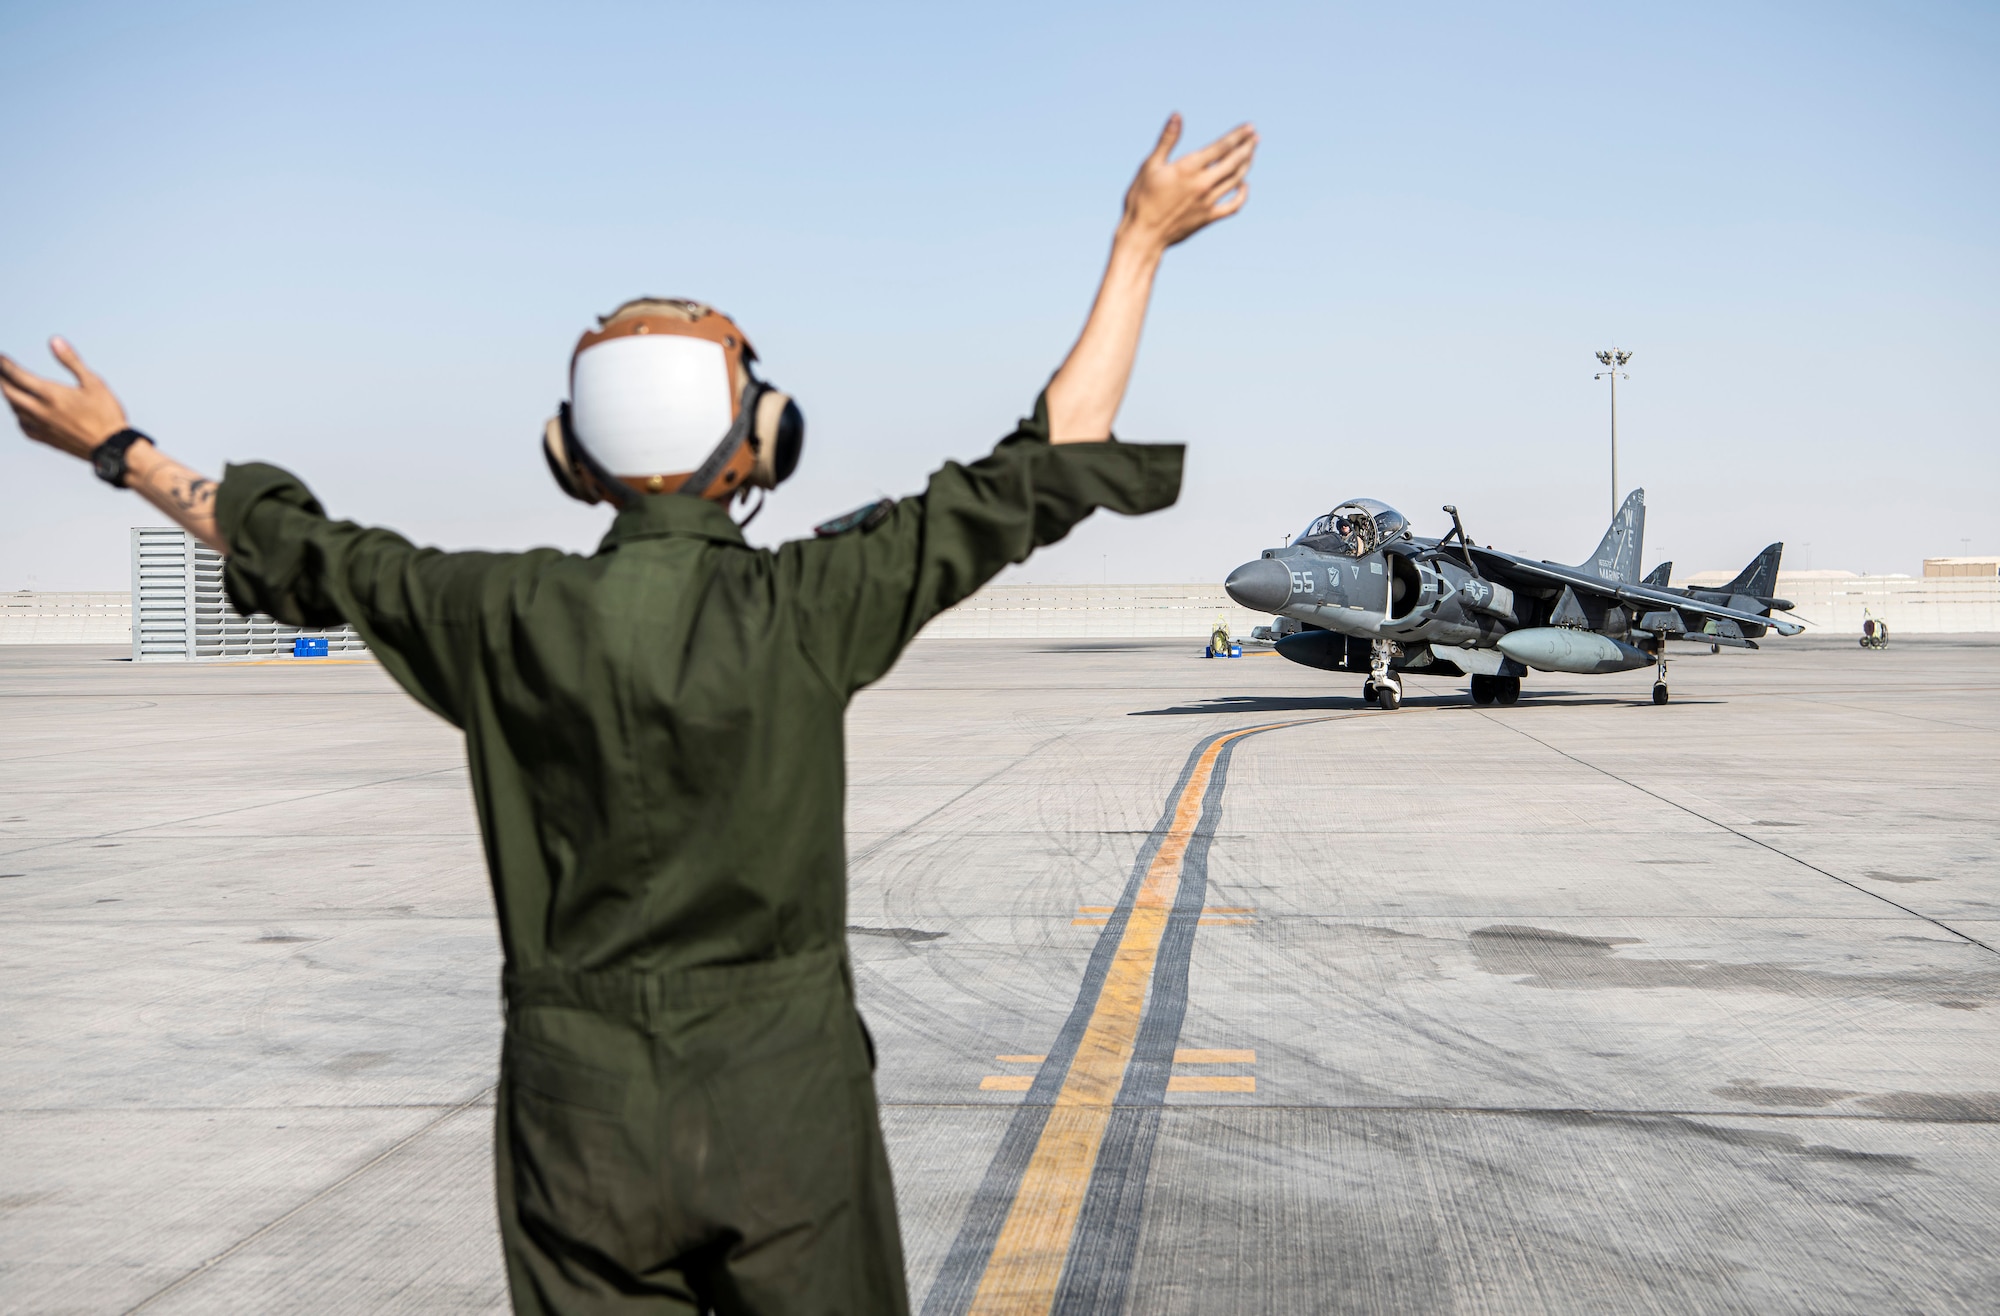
[
  {"x1": 1117, "y1": 114, "x2": 1258, "y2": 253},
  {"x1": 0, "y1": 337, "x2": 132, "y2": 460}
]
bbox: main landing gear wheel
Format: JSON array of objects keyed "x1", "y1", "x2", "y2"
[
  {"x1": 1493, "y1": 675, "x2": 1521, "y2": 706},
  {"x1": 1470, "y1": 675, "x2": 1497, "y2": 705},
  {"x1": 1652, "y1": 682, "x2": 1670, "y2": 705}
]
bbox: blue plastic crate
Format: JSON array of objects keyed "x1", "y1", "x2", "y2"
[{"x1": 292, "y1": 636, "x2": 329, "y2": 658}]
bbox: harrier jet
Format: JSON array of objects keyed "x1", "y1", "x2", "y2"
[{"x1": 1223, "y1": 492, "x2": 1800, "y2": 710}]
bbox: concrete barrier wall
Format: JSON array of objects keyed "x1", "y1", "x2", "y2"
[
  {"x1": 922, "y1": 585, "x2": 1267, "y2": 639},
  {"x1": 0, "y1": 592, "x2": 132, "y2": 644},
  {"x1": 3, "y1": 573, "x2": 1994, "y2": 646},
  {"x1": 1757, "y1": 575, "x2": 2000, "y2": 636},
  {"x1": 923, "y1": 577, "x2": 2000, "y2": 639}
]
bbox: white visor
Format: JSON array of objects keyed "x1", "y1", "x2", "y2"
[{"x1": 570, "y1": 335, "x2": 734, "y2": 477}]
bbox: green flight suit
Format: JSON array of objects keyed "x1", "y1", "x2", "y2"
[{"x1": 216, "y1": 396, "x2": 1183, "y2": 1315}]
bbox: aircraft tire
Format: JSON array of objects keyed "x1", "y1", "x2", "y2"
[
  {"x1": 1494, "y1": 676, "x2": 1521, "y2": 706},
  {"x1": 1652, "y1": 682, "x2": 1670, "y2": 705},
  {"x1": 1470, "y1": 675, "x2": 1496, "y2": 705},
  {"x1": 1361, "y1": 680, "x2": 1377, "y2": 704},
  {"x1": 1376, "y1": 686, "x2": 1401, "y2": 711}
]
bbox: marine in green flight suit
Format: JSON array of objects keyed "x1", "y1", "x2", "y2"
[
  {"x1": 216, "y1": 396, "x2": 1181, "y2": 1311},
  {"x1": 1, "y1": 115, "x2": 1256, "y2": 1315}
]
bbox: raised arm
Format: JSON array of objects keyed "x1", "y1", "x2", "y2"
[
  {"x1": 1044, "y1": 114, "x2": 1257, "y2": 444},
  {"x1": 1, "y1": 337, "x2": 226, "y2": 553}
]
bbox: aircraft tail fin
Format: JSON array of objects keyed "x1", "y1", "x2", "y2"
[
  {"x1": 1723, "y1": 543, "x2": 1784, "y2": 597},
  {"x1": 1642, "y1": 561, "x2": 1673, "y2": 588},
  {"x1": 1577, "y1": 489, "x2": 1646, "y2": 584}
]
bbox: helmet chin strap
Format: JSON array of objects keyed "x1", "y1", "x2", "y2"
[{"x1": 732, "y1": 486, "x2": 767, "y2": 529}]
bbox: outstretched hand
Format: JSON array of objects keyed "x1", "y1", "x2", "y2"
[
  {"x1": 0, "y1": 338, "x2": 130, "y2": 458},
  {"x1": 2, "y1": 336, "x2": 228, "y2": 553},
  {"x1": 1044, "y1": 115, "x2": 1258, "y2": 443},
  {"x1": 1119, "y1": 114, "x2": 1258, "y2": 253}
]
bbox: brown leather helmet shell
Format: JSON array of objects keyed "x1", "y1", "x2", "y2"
[{"x1": 543, "y1": 297, "x2": 800, "y2": 506}]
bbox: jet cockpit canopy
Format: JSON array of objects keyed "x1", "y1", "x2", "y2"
[{"x1": 1297, "y1": 499, "x2": 1410, "y2": 558}]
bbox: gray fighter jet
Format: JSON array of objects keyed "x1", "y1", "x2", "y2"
[{"x1": 1223, "y1": 492, "x2": 1801, "y2": 710}]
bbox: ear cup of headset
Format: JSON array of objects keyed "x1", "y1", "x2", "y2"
[
  {"x1": 543, "y1": 407, "x2": 600, "y2": 505},
  {"x1": 544, "y1": 401, "x2": 638, "y2": 508},
  {"x1": 750, "y1": 389, "x2": 805, "y2": 489}
]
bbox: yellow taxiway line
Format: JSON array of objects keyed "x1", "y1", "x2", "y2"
[{"x1": 966, "y1": 719, "x2": 1297, "y2": 1316}]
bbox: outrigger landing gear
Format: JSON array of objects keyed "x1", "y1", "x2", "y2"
[
  {"x1": 1652, "y1": 657, "x2": 1670, "y2": 705},
  {"x1": 1369, "y1": 639, "x2": 1403, "y2": 711}
]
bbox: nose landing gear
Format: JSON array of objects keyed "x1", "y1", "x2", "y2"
[
  {"x1": 1367, "y1": 639, "x2": 1404, "y2": 711},
  {"x1": 1652, "y1": 657, "x2": 1670, "y2": 705}
]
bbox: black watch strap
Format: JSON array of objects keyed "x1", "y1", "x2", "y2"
[{"x1": 92, "y1": 429, "x2": 154, "y2": 488}]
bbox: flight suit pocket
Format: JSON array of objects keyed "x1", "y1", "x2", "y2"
[
  {"x1": 509, "y1": 1033, "x2": 628, "y2": 1115},
  {"x1": 704, "y1": 991, "x2": 879, "y2": 1236},
  {"x1": 504, "y1": 1029, "x2": 658, "y2": 1267}
]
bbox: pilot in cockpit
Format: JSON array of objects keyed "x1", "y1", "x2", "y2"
[{"x1": 1296, "y1": 500, "x2": 1407, "y2": 560}]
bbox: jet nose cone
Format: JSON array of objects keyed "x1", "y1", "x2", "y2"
[{"x1": 1225, "y1": 558, "x2": 1292, "y2": 612}]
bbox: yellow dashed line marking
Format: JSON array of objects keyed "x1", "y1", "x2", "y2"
[
  {"x1": 1166, "y1": 1075, "x2": 1256, "y2": 1093},
  {"x1": 983, "y1": 1049, "x2": 1256, "y2": 1092}
]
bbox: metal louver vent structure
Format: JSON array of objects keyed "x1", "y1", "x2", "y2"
[{"x1": 131, "y1": 527, "x2": 367, "y2": 661}]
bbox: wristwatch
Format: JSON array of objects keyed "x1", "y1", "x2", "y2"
[{"x1": 92, "y1": 429, "x2": 154, "y2": 488}]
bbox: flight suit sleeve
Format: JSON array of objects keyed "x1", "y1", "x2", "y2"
[
  {"x1": 215, "y1": 462, "x2": 506, "y2": 727},
  {"x1": 784, "y1": 393, "x2": 1183, "y2": 695}
]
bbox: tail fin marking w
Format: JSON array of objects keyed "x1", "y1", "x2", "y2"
[{"x1": 1578, "y1": 489, "x2": 1646, "y2": 585}]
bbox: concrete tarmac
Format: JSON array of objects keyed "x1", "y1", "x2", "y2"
[{"x1": 2, "y1": 635, "x2": 1997, "y2": 1313}]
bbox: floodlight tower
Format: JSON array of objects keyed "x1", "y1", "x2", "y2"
[{"x1": 1594, "y1": 350, "x2": 1633, "y2": 518}]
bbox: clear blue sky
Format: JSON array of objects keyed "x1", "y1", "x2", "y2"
[{"x1": 4, "y1": 1, "x2": 1994, "y2": 589}]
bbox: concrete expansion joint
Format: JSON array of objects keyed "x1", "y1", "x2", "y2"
[{"x1": 113, "y1": 1084, "x2": 496, "y2": 1315}]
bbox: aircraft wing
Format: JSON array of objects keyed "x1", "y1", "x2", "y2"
[{"x1": 1466, "y1": 546, "x2": 1805, "y2": 637}]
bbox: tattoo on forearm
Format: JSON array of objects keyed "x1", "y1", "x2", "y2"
[{"x1": 169, "y1": 476, "x2": 215, "y2": 514}]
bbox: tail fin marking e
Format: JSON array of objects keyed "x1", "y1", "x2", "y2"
[{"x1": 1724, "y1": 543, "x2": 1784, "y2": 598}]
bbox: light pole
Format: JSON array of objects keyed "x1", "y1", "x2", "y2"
[{"x1": 1594, "y1": 349, "x2": 1632, "y2": 518}]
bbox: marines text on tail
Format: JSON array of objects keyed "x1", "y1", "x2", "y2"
[{"x1": 1224, "y1": 492, "x2": 1800, "y2": 709}]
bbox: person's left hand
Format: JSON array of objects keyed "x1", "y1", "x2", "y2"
[
  {"x1": 0, "y1": 337, "x2": 131, "y2": 459},
  {"x1": 1117, "y1": 115, "x2": 1258, "y2": 254}
]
